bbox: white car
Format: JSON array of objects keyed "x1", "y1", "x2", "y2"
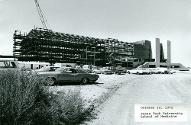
[
  {"x1": 100, "y1": 67, "x2": 114, "y2": 75},
  {"x1": 148, "y1": 67, "x2": 169, "y2": 74},
  {"x1": 92, "y1": 69, "x2": 104, "y2": 74},
  {"x1": 127, "y1": 68, "x2": 150, "y2": 75},
  {"x1": 165, "y1": 69, "x2": 176, "y2": 74}
]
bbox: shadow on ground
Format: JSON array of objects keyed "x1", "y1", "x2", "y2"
[{"x1": 54, "y1": 82, "x2": 104, "y2": 86}]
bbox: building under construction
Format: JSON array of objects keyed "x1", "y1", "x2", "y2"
[{"x1": 13, "y1": 28, "x2": 152, "y2": 67}]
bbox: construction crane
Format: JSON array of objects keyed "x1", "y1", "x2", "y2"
[{"x1": 34, "y1": 0, "x2": 49, "y2": 29}]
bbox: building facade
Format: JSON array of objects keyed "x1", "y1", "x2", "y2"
[{"x1": 133, "y1": 40, "x2": 152, "y2": 62}]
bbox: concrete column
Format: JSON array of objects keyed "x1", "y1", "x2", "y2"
[
  {"x1": 155, "y1": 38, "x2": 160, "y2": 67},
  {"x1": 167, "y1": 40, "x2": 171, "y2": 68}
]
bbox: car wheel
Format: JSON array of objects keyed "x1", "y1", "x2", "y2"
[
  {"x1": 81, "y1": 78, "x2": 89, "y2": 84},
  {"x1": 46, "y1": 77, "x2": 55, "y2": 86}
]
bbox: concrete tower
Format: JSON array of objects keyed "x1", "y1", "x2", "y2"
[
  {"x1": 155, "y1": 38, "x2": 160, "y2": 67},
  {"x1": 167, "y1": 40, "x2": 171, "y2": 68},
  {"x1": 160, "y1": 43, "x2": 165, "y2": 62}
]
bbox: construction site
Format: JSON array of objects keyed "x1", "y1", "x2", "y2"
[
  {"x1": 13, "y1": 28, "x2": 153, "y2": 67},
  {"x1": 9, "y1": 0, "x2": 154, "y2": 68},
  {"x1": 1, "y1": 1, "x2": 191, "y2": 125}
]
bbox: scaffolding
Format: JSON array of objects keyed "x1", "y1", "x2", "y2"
[{"x1": 13, "y1": 28, "x2": 134, "y2": 66}]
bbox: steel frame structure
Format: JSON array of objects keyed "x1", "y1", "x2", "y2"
[{"x1": 13, "y1": 28, "x2": 134, "y2": 66}]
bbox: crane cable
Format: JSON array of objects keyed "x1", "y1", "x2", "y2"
[{"x1": 34, "y1": 0, "x2": 49, "y2": 29}]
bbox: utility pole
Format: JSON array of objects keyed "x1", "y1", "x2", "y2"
[{"x1": 92, "y1": 47, "x2": 96, "y2": 66}]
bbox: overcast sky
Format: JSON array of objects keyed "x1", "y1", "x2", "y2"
[{"x1": 0, "y1": 0, "x2": 191, "y2": 66}]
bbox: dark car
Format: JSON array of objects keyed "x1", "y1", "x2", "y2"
[{"x1": 38, "y1": 67, "x2": 99, "y2": 85}]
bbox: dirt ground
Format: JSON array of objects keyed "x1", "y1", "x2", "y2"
[
  {"x1": 49, "y1": 72, "x2": 191, "y2": 125},
  {"x1": 86, "y1": 72, "x2": 191, "y2": 125}
]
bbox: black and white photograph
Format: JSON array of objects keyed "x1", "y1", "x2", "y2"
[{"x1": 0, "y1": 0, "x2": 191, "y2": 125}]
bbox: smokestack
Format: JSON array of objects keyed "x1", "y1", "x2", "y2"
[
  {"x1": 156, "y1": 38, "x2": 160, "y2": 67},
  {"x1": 167, "y1": 40, "x2": 171, "y2": 68}
]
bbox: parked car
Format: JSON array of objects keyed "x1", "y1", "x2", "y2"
[
  {"x1": 35, "y1": 66, "x2": 60, "y2": 72},
  {"x1": 169, "y1": 69, "x2": 176, "y2": 74},
  {"x1": 127, "y1": 69, "x2": 137, "y2": 74},
  {"x1": 115, "y1": 67, "x2": 127, "y2": 75},
  {"x1": 141, "y1": 68, "x2": 151, "y2": 74},
  {"x1": 38, "y1": 67, "x2": 99, "y2": 85},
  {"x1": 147, "y1": 67, "x2": 176, "y2": 74},
  {"x1": 82, "y1": 65, "x2": 95, "y2": 73},
  {"x1": 148, "y1": 67, "x2": 168, "y2": 74},
  {"x1": 92, "y1": 68, "x2": 104, "y2": 74},
  {"x1": 164, "y1": 69, "x2": 176, "y2": 74},
  {"x1": 127, "y1": 68, "x2": 150, "y2": 75},
  {"x1": 100, "y1": 67, "x2": 114, "y2": 75},
  {"x1": 104, "y1": 69, "x2": 114, "y2": 75}
]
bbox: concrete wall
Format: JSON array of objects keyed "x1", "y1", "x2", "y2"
[
  {"x1": 167, "y1": 40, "x2": 171, "y2": 68},
  {"x1": 155, "y1": 38, "x2": 160, "y2": 67}
]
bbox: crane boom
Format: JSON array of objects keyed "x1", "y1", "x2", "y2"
[{"x1": 34, "y1": 0, "x2": 48, "y2": 29}]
